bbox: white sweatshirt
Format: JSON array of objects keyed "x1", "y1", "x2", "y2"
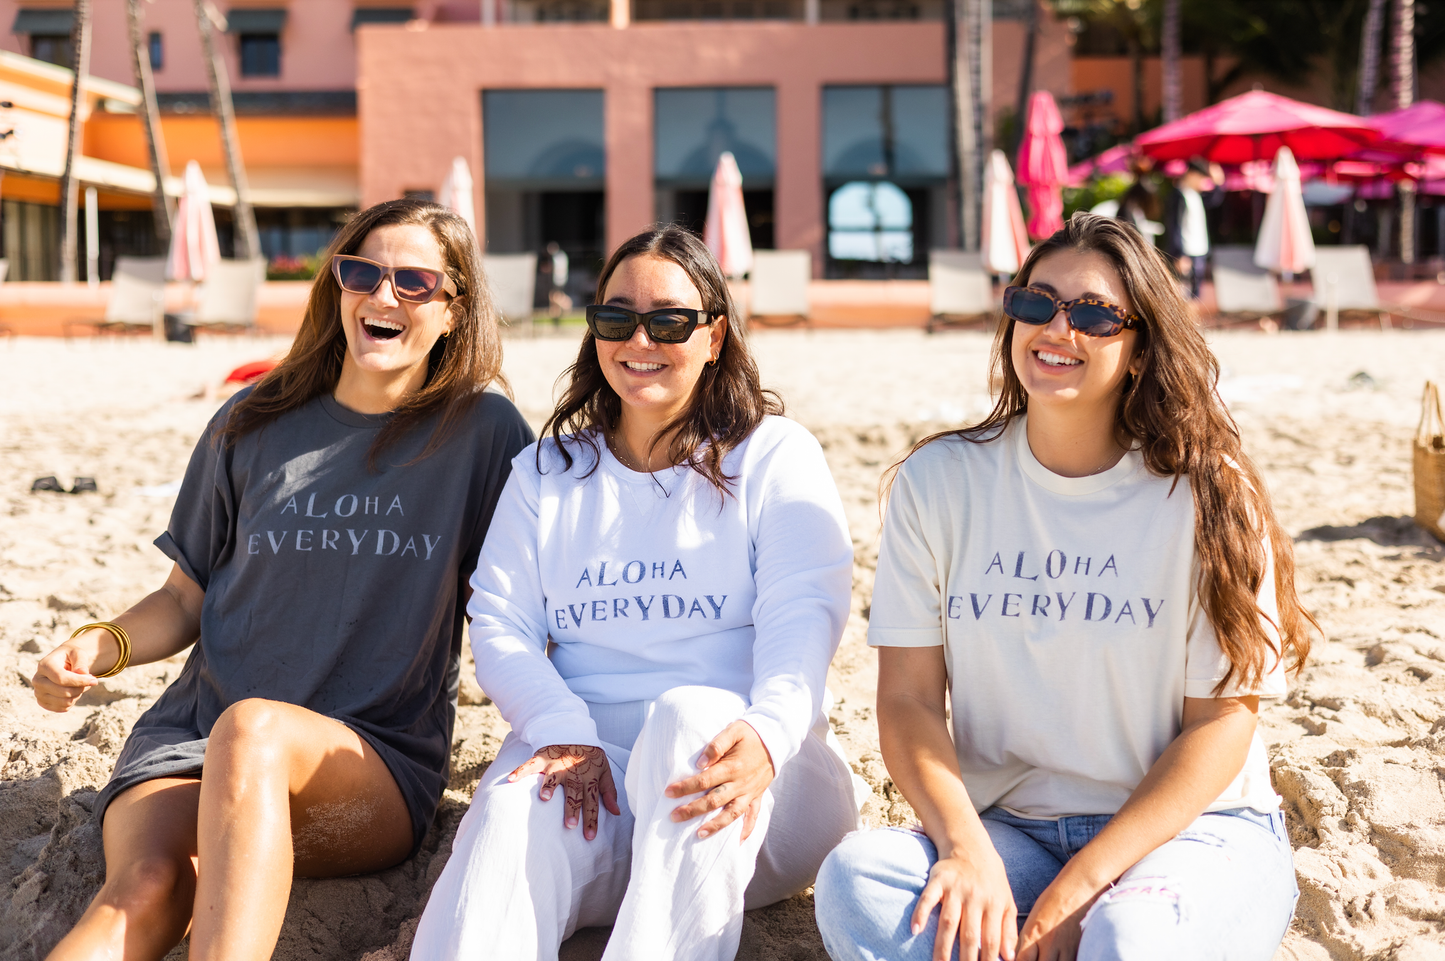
[{"x1": 467, "y1": 416, "x2": 854, "y2": 770}]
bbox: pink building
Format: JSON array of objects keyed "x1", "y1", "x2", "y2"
[{"x1": 0, "y1": 1, "x2": 1070, "y2": 291}]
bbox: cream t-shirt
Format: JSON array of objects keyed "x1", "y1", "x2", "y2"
[{"x1": 867, "y1": 416, "x2": 1285, "y2": 817}]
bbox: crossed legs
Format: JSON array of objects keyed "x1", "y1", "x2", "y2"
[{"x1": 46, "y1": 698, "x2": 414, "y2": 961}]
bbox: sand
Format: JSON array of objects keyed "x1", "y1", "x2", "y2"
[{"x1": 2, "y1": 327, "x2": 1445, "y2": 960}]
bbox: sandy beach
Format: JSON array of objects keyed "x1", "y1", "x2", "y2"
[{"x1": 3, "y1": 327, "x2": 1444, "y2": 960}]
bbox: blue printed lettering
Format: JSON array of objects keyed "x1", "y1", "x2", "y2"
[
  {"x1": 576, "y1": 568, "x2": 593, "y2": 588},
  {"x1": 623, "y1": 561, "x2": 645, "y2": 584},
  {"x1": 1045, "y1": 550, "x2": 1067, "y2": 578},
  {"x1": 635, "y1": 596, "x2": 654, "y2": 621},
  {"x1": 1099, "y1": 555, "x2": 1119, "y2": 577},
  {"x1": 947, "y1": 595, "x2": 964, "y2": 619},
  {"x1": 613, "y1": 597, "x2": 630, "y2": 618},
  {"x1": 597, "y1": 562, "x2": 618, "y2": 587},
  {"x1": 1031, "y1": 594, "x2": 1051, "y2": 616},
  {"x1": 1085, "y1": 593, "x2": 1113, "y2": 621},
  {"x1": 1001, "y1": 593, "x2": 1023, "y2": 616},
  {"x1": 671, "y1": 560, "x2": 687, "y2": 580},
  {"x1": 1114, "y1": 600, "x2": 1137, "y2": 624},
  {"x1": 970, "y1": 594, "x2": 993, "y2": 619},
  {"x1": 554, "y1": 609, "x2": 568, "y2": 630},
  {"x1": 1013, "y1": 553, "x2": 1039, "y2": 581},
  {"x1": 1142, "y1": 598, "x2": 1165, "y2": 628},
  {"x1": 687, "y1": 598, "x2": 707, "y2": 618},
  {"x1": 1074, "y1": 556, "x2": 1092, "y2": 575},
  {"x1": 591, "y1": 600, "x2": 608, "y2": 621},
  {"x1": 662, "y1": 595, "x2": 685, "y2": 618},
  {"x1": 705, "y1": 595, "x2": 727, "y2": 619},
  {"x1": 984, "y1": 553, "x2": 1005, "y2": 575},
  {"x1": 652, "y1": 562, "x2": 666, "y2": 578},
  {"x1": 1055, "y1": 592, "x2": 1076, "y2": 621},
  {"x1": 568, "y1": 604, "x2": 586, "y2": 628}
]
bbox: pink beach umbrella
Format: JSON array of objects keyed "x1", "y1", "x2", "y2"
[
  {"x1": 704, "y1": 151, "x2": 753, "y2": 279},
  {"x1": 1066, "y1": 143, "x2": 1135, "y2": 187},
  {"x1": 1254, "y1": 147, "x2": 1315, "y2": 277},
  {"x1": 1136, "y1": 90, "x2": 1378, "y2": 164},
  {"x1": 1016, "y1": 91, "x2": 1069, "y2": 239},
  {"x1": 982, "y1": 150, "x2": 1031, "y2": 275},
  {"x1": 167, "y1": 160, "x2": 221, "y2": 282},
  {"x1": 438, "y1": 157, "x2": 477, "y2": 237}
]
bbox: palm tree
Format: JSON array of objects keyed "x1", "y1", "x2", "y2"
[{"x1": 1161, "y1": 0, "x2": 1181, "y2": 122}]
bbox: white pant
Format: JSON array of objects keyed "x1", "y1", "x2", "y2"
[{"x1": 411, "y1": 686, "x2": 863, "y2": 961}]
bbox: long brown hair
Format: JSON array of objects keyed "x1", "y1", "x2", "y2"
[
  {"x1": 892, "y1": 212, "x2": 1315, "y2": 691},
  {"x1": 541, "y1": 224, "x2": 782, "y2": 494},
  {"x1": 218, "y1": 198, "x2": 508, "y2": 467}
]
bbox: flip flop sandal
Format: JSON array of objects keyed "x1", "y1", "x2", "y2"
[
  {"x1": 71, "y1": 477, "x2": 98, "y2": 494},
  {"x1": 31, "y1": 476, "x2": 66, "y2": 493}
]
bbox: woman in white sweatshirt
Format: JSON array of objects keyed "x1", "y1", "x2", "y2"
[{"x1": 411, "y1": 224, "x2": 862, "y2": 961}]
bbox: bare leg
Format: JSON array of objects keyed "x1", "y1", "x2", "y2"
[
  {"x1": 45, "y1": 778, "x2": 202, "y2": 961},
  {"x1": 46, "y1": 699, "x2": 413, "y2": 961},
  {"x1": 188, "y1": 698, "x2": 414, "y2": 961}
]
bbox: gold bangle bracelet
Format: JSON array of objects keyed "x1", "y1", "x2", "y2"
[{"x1": 70, "y1": 621, "x2": 131, "y2": 679}]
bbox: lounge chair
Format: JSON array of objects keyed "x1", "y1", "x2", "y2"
[
  {"x1": 482, "y1": 253, "x2": 538, "y2": 328},
  {"x1": 926, "y1": 250, "x2": 995, "y2": 333},
  {"x1": 183, "y1": 259, "x2": 267, "y2": 337},
  {"x1": 64, "y1": 256, "x2": 167, "y2": 340},
  {"x1": 748, "y1": 250, "x2": 811, "y2": 327},
  {"x1": 1310, "y1": 246, "x2": 1391, "y2": 330}
]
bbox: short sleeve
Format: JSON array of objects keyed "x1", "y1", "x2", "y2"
[
  {"x1": 153, "y1": 401, "x2": 240, "y2": 591},
  {"x1": 868, "y1": 455, "x2": 947, "y2": 648},
  {"x1": 460, "y1": 392, "x2": 537, "y2": 573},
  {"x1": 1184, "y1": 538, "x2": 1287, "y2": 699}
]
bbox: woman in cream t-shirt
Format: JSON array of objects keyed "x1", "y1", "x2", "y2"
[{"x1": 815, "y1": 213, "x2": 1316, "y2": 961}]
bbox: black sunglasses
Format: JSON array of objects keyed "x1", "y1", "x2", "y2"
[
  {"x1": 1002, "y1": 286, "x2": 1141, "y2": 338},
  {"x1": 332, "y1": 255, "x2": 457, "y2": 303},
  {"x1": 585, "y1": 305, "x2": 715, "y2": 344}
]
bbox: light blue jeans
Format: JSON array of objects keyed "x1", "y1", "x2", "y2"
[{"x1": 814, "y1": 807, "x2": 1298, "y2": 961}]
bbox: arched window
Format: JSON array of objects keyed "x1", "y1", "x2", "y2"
[{"x1": 827, "y1": 181, "x2": 913, "y2": 263}]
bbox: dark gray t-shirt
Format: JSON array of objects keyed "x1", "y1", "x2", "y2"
[{"x1": 96, "y1": 388, "x2": 533, "y2": 848}]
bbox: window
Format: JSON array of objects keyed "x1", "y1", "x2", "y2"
[
  {"x1": 351, "y1": 7, "x2": 414, "y2": 28},
  {"x1": 30, "y1": 34, "x2": 74, "y2": 69},
  {"x1": 828, "y1": 181, "x2": 913, "y2": 262},
  {"x1": 148, "y1": 32, "x2": 163, "y2": 70},
  {"x1": 822, "y1": 84, "x2": 949, "y2": 274},
  {"x1": 240, "y1": 34, "x2": 281, "y2": 76}
]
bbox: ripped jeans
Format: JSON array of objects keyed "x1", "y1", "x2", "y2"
[{"x1": 813, "y1": 807, "x2": 1298, "y2": 961}]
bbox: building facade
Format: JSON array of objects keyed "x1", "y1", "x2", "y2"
[{"x1": 0, "y1": 1, "x2": 1071, "y2": 287}]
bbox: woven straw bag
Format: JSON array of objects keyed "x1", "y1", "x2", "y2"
[{"x1": 1415, "y1": 381, "x2": 1445, "y2": 541}]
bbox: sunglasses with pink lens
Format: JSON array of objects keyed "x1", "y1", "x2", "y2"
[{"x1": 331, "y1": 254, "x2": 457, "y2": 303}]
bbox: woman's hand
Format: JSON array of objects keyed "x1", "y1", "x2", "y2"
[
  {"x1": 32, "y1": 629, "x2": 117, "y2": 713},
  {"x1": 508, "y1": 744, "x2": 620, "y2": 840},
  {"x1": 1014, "y1": 875, "x2": 1100, "y2": 961},
  {"x1": 914, "y1": 847, "x2": 1018, "y2": 961},
  {"x1": 664, "y1": 720, "x2": 774, "y2": 841}
]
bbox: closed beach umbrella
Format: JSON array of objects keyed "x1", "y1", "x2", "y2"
[
  {"x1": 1016, "y1": 91, "x2": 1069, "y2": 239},
  {"x1": 439, "y1": 157, "x2": 477, "y2": 236},
  {"x1": 982, "y1": 149, "x2": 1030, "y2": 275},
  {"x1": 167, "y1": 160, "x2": 221, "y2": 282},
  {"x1": 1137, "y1": 90, "x2": 1378, "y2": 164},
  {"x1": 1254, "y1": 146, "x2": 1315, "y2": 276},
  {"x1": 704, "y1": 151, "x2": 753, "y2": 279}
]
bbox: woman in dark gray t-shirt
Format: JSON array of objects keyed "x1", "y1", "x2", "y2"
[{"x1": 31, "y1": 199, "x2": 532, "y2": 961}]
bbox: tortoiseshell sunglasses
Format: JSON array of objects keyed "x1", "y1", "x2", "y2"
[
  {"x1": 331, "y1": 254, "x2": 457, "y2": 303},
  {"x1": 1002, "y1": 286, "x2": 1141, "y2": 337}
]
